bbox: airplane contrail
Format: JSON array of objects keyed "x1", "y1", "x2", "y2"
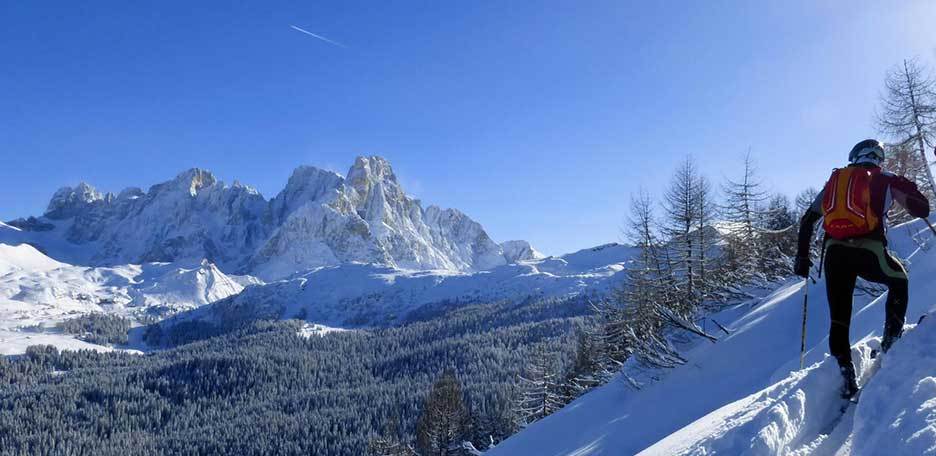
[{"x1": 290, "y1": 25, "x2": 347, "y2": 48}]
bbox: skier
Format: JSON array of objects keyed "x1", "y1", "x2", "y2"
[{"x1": 794, "y1": 139, "x2": 930, "y2": 398}]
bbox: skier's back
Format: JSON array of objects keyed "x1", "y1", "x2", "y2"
[{"x1": 795, "y1": 139, "x2": 930, "y2": 398}]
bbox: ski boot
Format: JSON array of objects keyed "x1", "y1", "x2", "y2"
[
  {"x1": 839, "y1": 363, "x2": 859, "y2": 400},
  {"x1": 881, "y1": 325, "x2": 904, "y2": 354}
]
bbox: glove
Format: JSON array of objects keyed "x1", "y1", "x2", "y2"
[{"x1": 793, "y1": 256, "x2": 813, "y2": 278}]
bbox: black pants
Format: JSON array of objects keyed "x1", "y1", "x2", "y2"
[{"x1": 824, "y1": 240, "x2": 908, "y2": 368}]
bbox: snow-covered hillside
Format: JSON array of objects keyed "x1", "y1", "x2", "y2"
[
  {"x1": 3, "y1": 157, "x2": 537, "y2": 279},
  {"x1": 0, "y1": 233, "x2": 634, "y2": 354},
  {"x1": 156, "y1": 243, "x2": 637, "y2": 330},
  {"x1": 0, "y1": 243, "x2": 251, "y2": 355},
  {"x1": 489, "y1": 219, "x2": 936, "y2": 455}
]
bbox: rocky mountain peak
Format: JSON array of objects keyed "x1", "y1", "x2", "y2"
[
  {"x1": 25, "y1": 156, "x2": 539, "y2": 279},
  {"x1": 116, "y1": 187, "x2": 145, "y2": 202},
  {"x1": 171, "y1": 168, "x2": 218, "y2": 196},
  {"x1": 269, "y1": 166, "x2": 345, "y2": 225},
  {"x1": 45, "y1": 182, "x2": 109, "y2": 219},
  {"x1": 347, "y1": 156, "x2": 399, "y2": 198},
  {"x1": 501, "y1": 240, "x2": 545, "y2": 263},
  {"x1": 286, "y1": 166, "x2": 344, "y2": 195}
]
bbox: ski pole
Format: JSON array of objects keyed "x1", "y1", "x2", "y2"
[
  {"x1": 817, "y1": 234, "x2": 826, "y2": 279},
  {"x1": 800, "y1": 276, "x2": 809, "y2": 370}
]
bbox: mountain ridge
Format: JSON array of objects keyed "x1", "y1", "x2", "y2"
[{"x1": 5, "y1": 156, "x2": 540, "y2": 279}]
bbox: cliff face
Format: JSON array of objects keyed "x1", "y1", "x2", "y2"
[{"x1": 18, "y1": 156, "x2": 532, "y2": 279}]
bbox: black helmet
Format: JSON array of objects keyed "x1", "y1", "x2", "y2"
[{"x1": 848, "y1": 139, "x2": 885, "y2": 164}]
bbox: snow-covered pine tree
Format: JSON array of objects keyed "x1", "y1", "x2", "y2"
[
  {"x1": 563, "y1": 328, "x2": 606, "y2": 396},
  {"x1": 556, "y1": 196, "x2": 656, "y2": 393},
  {"x1": 600, "y1": 189, "x2": 716, "y2": 380},
  {"x1": 877, "y1": 58, "x2": 936, "y2": 197},
  {"x1": 415, "y1": 369, "x2": 471, "y2": 456},
  {"x1": 619, "y1": 189, "x2": 670, "y2": 352},
  {"x1": 720, "y1": 152, "x2": 792, "y2": 283},
  {"x1": 368, "y1": 418, "x2": 418, "y2": 456},
  {"x1": 463, "y1": 395, "x2": 511, "y2": 452},
  {"x1": 720, "y1": 152, "x2": 768, "y2": 279},
  {"x1": 761, "y1": 193, "x2": 798, "y2": 258},
  {"x1": 512, "y1": 346, "x2": 565, "y2": 427},
  {"x1": 763, "y1": 194, "x2": 795, "y2": 231},
  {"x1": 693, "y1": 174, "x2": 720, "y2": 301},
  {"x1": 662, "y1": 156, "x2": 706, "y2": 310}
]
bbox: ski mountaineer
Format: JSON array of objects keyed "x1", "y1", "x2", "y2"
[{"x1": 794, "y1": 139, "x2": 930, "y2": 399}]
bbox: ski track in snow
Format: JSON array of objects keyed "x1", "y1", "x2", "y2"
[{"x1": 490, "y1": 219, "x2": 936, "y2": 456}]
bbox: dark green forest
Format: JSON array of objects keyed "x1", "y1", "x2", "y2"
[{"x1": 0, "y1": 296, "x2": 587, "y2": 456}]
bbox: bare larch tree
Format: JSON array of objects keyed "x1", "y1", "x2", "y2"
[{"x1": 877, "y1": 58, "x2": 936, "y2": 197}]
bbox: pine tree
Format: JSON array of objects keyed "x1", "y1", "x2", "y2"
[
  {"x1": 721, "y1": 152, "x2": 778, "y2": 282},
  {"x1": 662, "y1": 156, "x2": 707, "y2": 308},
  {"x1": 593, "y1": 189, "x2": 718, "y2": 383},
  {"x1": 563, "y1": 329, "x2": 605, "y2": 395},
  {"x1": 762, "y1": 193, "x2": 798, "y2": 258},
  {"x1": 615, "y1": 191, "x2": 672, "y2": 370},
  {"x1": 693, "y1": 174, "x2": 719, "y2": 298},
  {"x1": 512, "y1": 347, "x2": 565, "y2": 427},
  {"x1": 368, "y1": 418, "x2": 418, "y2": 456},
  {"x1": 721, "y1": 153, "x2": 767, "y2": 254},
  {"x1": 877, "y1": 58, "x2": 936, "y2": 197},
  {"x1": 463, "y1": 397, "x2": 509, "y2": 452},
  {"x1": 764, "y1": 194, "x2": 796, "y2": 231},
  {"x1": 415, "y1": 369, "x2": 471, "y2": 456}
]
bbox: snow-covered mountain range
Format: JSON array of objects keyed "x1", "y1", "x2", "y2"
[
  {"x1": 4, "y1": 156, "x2": 541, "y2": 280},
  {"x1": 0, "y1": 158, "x2": 637, "y2": 354}
]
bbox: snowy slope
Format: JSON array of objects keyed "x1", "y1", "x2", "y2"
[
  {"x1": 0, "y1": 243, "x2": 63, "y2": 273},
  {"x1": 0, "y1": 243, "x2": 251, "y2": 355},
  {"x1": 157, "y1": 243, "x2": 638, "y2": 329},
  {"x1": 489, "y1": 219, "x2": 936, "y2": 456},
  {"x1": 0, "y1": 232, "x2": 635, "y2": 353}
]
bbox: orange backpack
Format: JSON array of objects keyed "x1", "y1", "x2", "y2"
[{"x1": 821, "y1": 167, "x2": 881, "y2": 239}]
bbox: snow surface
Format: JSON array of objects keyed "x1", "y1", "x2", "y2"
[
  {"x1": 159, "y1": 243, "x2": 638, "y2": 329},
  {"x1": 297, "y1": 322, "x2": 350, "y2": 338},
  {"x1": 0, "y1": 243, "x2": 251, "y2": 355},
  {"x1": 0, "y1": 329, "x2": 116, "y2": 356},
  {"x1": 490, "y1": 219, "x2": 936, "y2": 456},
  {"x1": 0, "y1": 243, "x2": 63, "y2": 273}
]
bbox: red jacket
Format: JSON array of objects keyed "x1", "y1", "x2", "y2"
[{"x1": 797, "y1": 164, "x2": 930, "y2": 257}]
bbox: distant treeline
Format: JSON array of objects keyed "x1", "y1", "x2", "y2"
[{"x1": 58, "y1": 313, "x2": 131, "y2": 345}]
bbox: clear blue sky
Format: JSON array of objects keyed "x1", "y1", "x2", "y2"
[{"x1": 2, "y1": 1, "x2": 935, "y2": 255}]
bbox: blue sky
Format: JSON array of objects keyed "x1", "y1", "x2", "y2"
[{"x1": 2, "y1": 1, "x2": 935, "y2": 255}]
